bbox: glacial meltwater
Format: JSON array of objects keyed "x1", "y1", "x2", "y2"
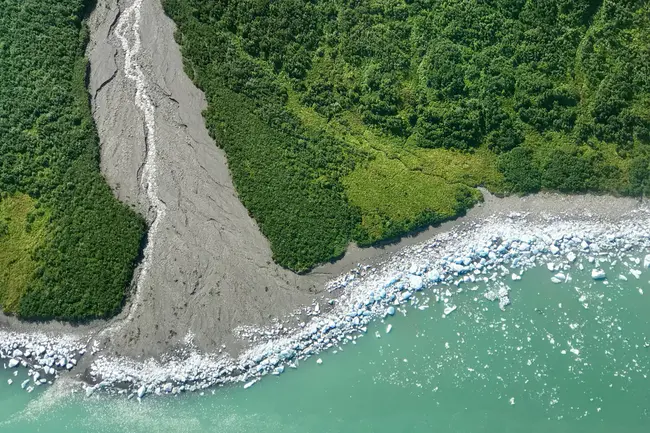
[{"x1": 1, "y1": 262, "x2": 649, "y2": 432}]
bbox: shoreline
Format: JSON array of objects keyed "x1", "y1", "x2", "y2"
[
  {"x1": 2, "y1": 192, "x2": 648, "y2": 398},
  {"x1": 85, "y1": 194, "x2": 650, "y2": 398}
]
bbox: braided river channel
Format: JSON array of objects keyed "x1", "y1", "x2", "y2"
[{"x1": 1, "y1": 260, "x2": 649, "y2": 432}]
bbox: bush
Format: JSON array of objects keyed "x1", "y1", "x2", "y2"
[
  {"x1": 497, "y1": 147, "x2": 541, "y2": 193},
  {"x1": 540, "y1": 149, "x2": 594, "y2": 192}
]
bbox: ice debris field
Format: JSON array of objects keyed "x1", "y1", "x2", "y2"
[{"x1": 2, "y1": 210, "x2": 650, "y2": 401}]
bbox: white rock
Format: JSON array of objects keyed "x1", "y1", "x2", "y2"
[
  {"x1": 137, "y1": 385, "x2": 147, "y2": 399},
  {"x1": 8, "y1": 359, "x2": 19, "y2": 368}
]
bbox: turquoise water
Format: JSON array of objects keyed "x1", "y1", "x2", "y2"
[{"x1": 1, "y1": 263, "x2": 649, "y2": 432}]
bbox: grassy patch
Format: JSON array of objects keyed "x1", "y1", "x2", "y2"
[
  {"x1": 0, "y1": 194, "x2": 47, "y2": 313},
  {"x1": 343, "y1": 153, "x2": 481, "y2": 243}
]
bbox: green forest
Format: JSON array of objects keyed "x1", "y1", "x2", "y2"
[
  {"x1": 164, "y1": 0, "x2": 650, "y2": 272},
  {"x1": 0, "y1": 0, "x2": 145, "y2": 320}
]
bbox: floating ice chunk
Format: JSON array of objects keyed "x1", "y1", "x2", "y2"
[
  {"x1": 443, "y1": 305, "x2": 457, "y2": 316},
  {"x1": 591, "y1": 269, "x2": 606, "y2": 280},
  {"x1": 409, "y1": 275, "x2": 424, "y2": 291},
  {"x1": 7, "y1": 379, "x2": 12, "y2": 385},
  {"x1": 137, "y1": 385, "x2": 147, "y2": 399},
  {"x1": 511, "y1": 273, "x2": 521, "y2": 281},
  {"x1": 644, "y1": 254, "x2": 650, "y2": 269},
  {"x1": 316, "y1": 358, "x2": 323, "y2": 365},
  {"x1": 551, "y1": 272, "x2": 565, "y2": 284},
  {"x1": 566, "y1": 252, "x2": 577, "y2": 263},
  {"x1": 7, "y1": 359, "x2": 19, "y2": 368},
  {"x1": 243, "y1": 379, "x2": 259, "y2": 389},
  {"x1": 386, "y1": 306, "x2": 396, "y2": 316},
  {"x1": 400, "y1": 291, "x2": 412, "y2": 302},
  {"x1": 386, "y1": 324, "x2": 392, "y2": 334},
  {"x1": 618, "y1": 274, "x2": 628, "y2": 281},
  {"x1": 546, "y1": 263, "x2": 555, "y2": 272},
  {"x1": 509, "y1": 397, "x2": 515, "y2": 405},
  {"x1": 484, "y1": 290, "x2": 498, "y2": 302},
  {"x1": 426, "y1": 270, "x2": 441, "y2": 282},
  {"x1": 550, "y1": 245, "x2": 560, "y2": 255},
  {"x1": 630, "y1": 269, "x2": 642, "y2": 279},
  {"x1": 639, "y1": 288, "x2": 644, "y2": 295}
]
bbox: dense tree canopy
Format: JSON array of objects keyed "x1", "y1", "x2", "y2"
[
  {"x1": 0, "y1": 0, "x2": 145, "y2": 320},
  {"x1": 164, "y1": 0, "x2": 649, "y2": 271}
]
